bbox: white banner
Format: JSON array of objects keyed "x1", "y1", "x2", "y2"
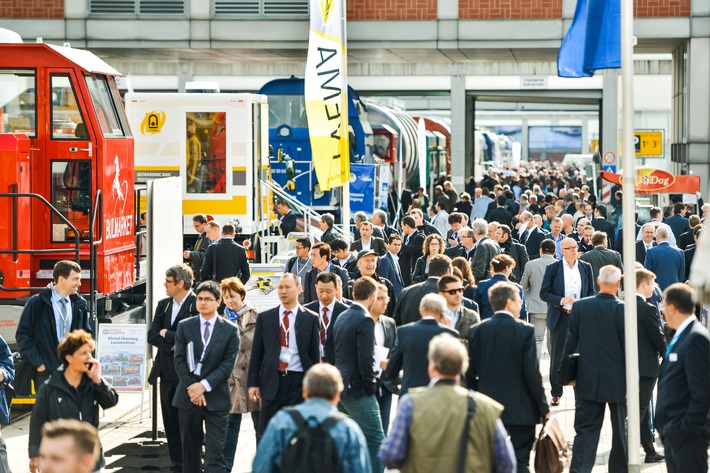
[{"x1": 97, "y1": 324, "x2": 147, "y2": 392}]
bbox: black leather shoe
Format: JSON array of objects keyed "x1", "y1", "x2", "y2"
[
  {"x1": 550, "y1": 396, "x2": 560, "y2": 406},
  {"x1": 645, "y1": 453, "x2": 665, "y2": 463}
]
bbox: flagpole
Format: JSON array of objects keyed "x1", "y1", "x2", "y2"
[
  {"x1": 339, "y1": 0, "x2": 351, "y2": 239},
  {"x1": 620, "y1": 0, "x2": 640, "y2": 468}
]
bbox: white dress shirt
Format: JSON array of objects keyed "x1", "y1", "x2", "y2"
[
  {"x1": 445, "y1": 307, "x2": 460, "y2": 330},
  {"x1": 562, "y1": 259, "x2": 582, "y2": 310},
  {"x1": 51, "y1": 288, "x2": 72, "y2": 341},
  {"x1": 280, "y1": 305, "x2": 303, "y2": 372}
]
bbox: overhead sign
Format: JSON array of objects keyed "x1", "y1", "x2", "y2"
[
  {"x1": 634, "y1": 131, "x2": 663, "y2": 157},
  {"x1": 520, "y1": 77, "x2": 548, "y2": 89},
  {"x1": 600, "y1": 168, "x2": 701, "y2": 194},
  {"x1": 603, "y1": 165, "x2": 616, "y2": 173}
]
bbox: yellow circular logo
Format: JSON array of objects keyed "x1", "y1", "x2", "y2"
[{"x1": 140, "y1": 110, "x2": 165, "y2": 135}]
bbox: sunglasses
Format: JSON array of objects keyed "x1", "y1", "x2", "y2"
[{"x1": 444, "y1": 288, "x2": 464, "y2": 295}]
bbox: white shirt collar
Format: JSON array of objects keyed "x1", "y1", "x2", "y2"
[
  {"x1": 319, "y1": 300, "x2": 337, "y2": 314},
  {"x1": 279, "y1": 305, "x2": 299, "y2": 317},
  {"x1": 199, "y1": 314, "x2": 217, "y2": 327},
  {"x1": 388, "y1": 251, "x2": 399, "y2": 262}
]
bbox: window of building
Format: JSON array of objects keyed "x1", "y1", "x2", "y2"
[{"x1": 0, "y1": 69, "x2": 36, "y2": 137}]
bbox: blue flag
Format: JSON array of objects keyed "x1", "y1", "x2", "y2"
[{"x1": 557, "y1": 0, "x2": 621, "y2": 78}]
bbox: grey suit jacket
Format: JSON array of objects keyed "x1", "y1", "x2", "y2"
[
  {"x1": 579, "y1": 246, "x2": 624, "y2": 292},
  {"x1": 472, "y1": 237, "x2": 501, "y2": 282},
  {"x1": 520, "y1": 254, "x2": 557, "y2": 314}
]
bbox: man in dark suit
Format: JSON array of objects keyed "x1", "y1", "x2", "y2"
[
  {"x1": 496, "y1": 224, "x2": 529, "y2": 283},
  {"x1": 518, "y1": 211, "x2": 546, "y2": 261},
  {"x1": 677, "y1": 215, "x2": 700, "y2": 250},
  {"x1": 579, "y1": 231, "x2": 624, "y2": 292},
  {"x1": 394, "y1": 254, "x2": 452, "y2": 326},
  {"x1": 275, "y1": 201, "x2": 297, "y2": 236},
  {"x1": 591, "y1": 205, "x2": 616, "y2": 248},
  {"x1": 562, "y1": 266, "x2": 627, "y2": 473},
  {"x1": 303, "y1": 242, "x2": 350, "y2": 304},
  {"x1": 636, "y1": 223, "x2": 657, "y2": 265},
  {"x1": 438, "y1": 275, "x2": 480, "y2": 343},
  {"x1": 471, "y1": 218, "x2": 501, "y2": 282},
  {"x1": 644, "y1": 226, "x2": 685, "y2": 290},
  {"x1": 350, "y1": 221, "x2": 387, "y2": 256},
  {"x1": 372, "y1": 209, "x2": 399, "y2": 241},
  {"x1": 384, "y1": 293, "x2": 458, "y2": 395},
  {"x1": 664, "y1": 202, "x2": 690, "y2": 243},
  {"x1": 304, "y1": 272, "x2": 348, "y2": 362},
  {"x1": 371, "y1": 282, "x2": 398, "y2": 434},
  {"x1": 330, "y1": 238, "x2": 359, "y2": 279},
  {"x1": 445, "y1": 227, "x2": 476, "y2": 261},
  {"x1": 199, "y1": 223, "x2": 250, "y2": 285},
  {"x1": 466, "y1": 280, "x2": 548, "y2": 473},
  {"x1": 318, "y1": 212, "x2": 336, "y2": 244},
  {"x1": 247, "y1": 273, "x2": 320, "y2": 437},
  {"x1": 656, "y1": 283, "x2": 710, "y2": 473},
  {"x1": 332, "y1": 277, "x2": 385, "y2": 473},
  {"x1": 540, "y1": 237, "x2": 595, "y2": 405},
  {"x1": 147, "y1": 264, "x2": 199, "y2": 473},
  {"x1": 399, "y1": 216, "x2": 425, "y2": 287},
  {"x1": 635, "y1": 269, "x2": 668, "y2": 463},
  {"x1": 377, "y1": 235, "x2": 405, "y2": 298},
  {"x1": 486, "y1": 194, "x2": 513, "y2": 227},
  {"x1": 183, "y1": 214, "x2": 211, "y2": 277},
  {"x1": 172, "y1": 281, "x2": 239, "y2": 473}
]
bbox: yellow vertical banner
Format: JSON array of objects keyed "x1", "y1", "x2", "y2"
[{"x1": 305, "y1": 0, "x2": 349, "y2": 191}]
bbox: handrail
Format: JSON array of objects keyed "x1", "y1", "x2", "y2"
[
  {"x1": 0, "y1": 192, "x2": 82, "y2": 292},
  {"x1": 88, "y1": 190, "x2": 103, "y2": 320}
]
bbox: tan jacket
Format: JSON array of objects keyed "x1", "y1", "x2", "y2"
[{"x1": 227, "y1": 305, "x2": 261, "y2": 414}]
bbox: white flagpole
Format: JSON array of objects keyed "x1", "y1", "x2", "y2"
[
  {"x1": 621, "y1": 0, "x2": 641, "y2": 468},
  {"x1": 339, "y1": 0, "x2": 351, "y2": 239}
]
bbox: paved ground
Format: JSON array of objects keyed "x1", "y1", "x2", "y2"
[{"x1": 1, "y1": 350, "x2": 691, "y2": 472}]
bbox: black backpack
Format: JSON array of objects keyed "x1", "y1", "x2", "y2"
[{"x1": 281, "y1": 408, "x2": 346, "y2": 473}]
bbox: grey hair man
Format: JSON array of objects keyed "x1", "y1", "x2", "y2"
[{"x1": 471, "y1": 219, "x2": 501, "y2": 282}]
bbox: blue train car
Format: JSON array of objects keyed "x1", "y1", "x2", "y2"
[{"x1": 258, "y1": 77, "x2": 373, "y2": 213}]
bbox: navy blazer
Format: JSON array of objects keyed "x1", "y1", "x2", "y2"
[
  {"x1": 656, "y1": 318, "x2": 710, "y2": 438},
  {"x1": 172, "y1": 316, "x2": 239, "y2": 412},
  {"x1": 304, "y1": 299, "x2": 348, "y2": 363},
  {"x1": 279, "y1": 211, "x2": 297, "y2": 236},
  {"x1": 473, "y1": 274, "x2": 528, "y2": 321},
  {"x1": 384, "y1": 318, "x2": 458, "y2": 395},
  {"x1": 377, "y1": 252, "x2": 404, "y2": 297},
  {"x1": 147, "y1": 294, "x2": 199, "y2": 383},
  {"x1": 521, "y1": 226, "x2": 546, "y2": 260},
  {"x1": 332, "y1": 304, "x2": 377, "y2": 399},
  {"x1": 644, "y1": 241, "x2": 685, "y2": 290},
  {"x1": 636, "y1": 296, "x2": 667, "y2": 378},
  {"x1": 664, "y1": 214, "x2": 690, "y2": 242},
  {"x1": 247, "y1": 305, "x2": 320, "y2": 401},
  {"x1": 539, "y1": 259, "x2": 595, "y2": 330}
]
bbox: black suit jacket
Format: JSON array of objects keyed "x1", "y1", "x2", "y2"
[
  {"x1": 520, "y1": 226, "x2": 546, "y2": 260},
  {"x1": 247, "y1": 305, "x2": 320, "y2": 401},
  {"x1": 399, "y1": 231, "x2": 425, "y2": 287},
  {"x1": 635, "y1": 240, "x2": 656, "y2": 265},
  {"x1": 562, "y1": 293, "x2": 626, "y2": 403},
  {"x1": 304, "y1": 300, "x2": 348, "y2": 363},
  {"x1": 636, "y1": 296, "x2": 667, "y2": 378},
  {"x1": 591, "y1": 217, "x2": 617, "y2": 248},
  {"x1": 378, "y1": 315, "x2": 399, "y2": 394},
  {"x1": 466, "y1": 312, "x2": 548, "y2": 425},
  {"x1": 186, "y1": 232, "x2": 211, "y2": 274},
  {"x1": 393, "y1": 277, "x2": 439, "y2": 326},
  {"x1": 345, "y1": 275, "x2": 396, "y2": 317},
  {"x1": 656, "y1": 318, "x2": 710, "y2": 438},
  {"x1": 303, "y1": 264, "x2": 350, "y2": 304},
  {"x1": 350, "y1": 237, "x2": 387, "y2": 256},
  {"x1": 684, "y1": 244, "x2": 696, "y2": 281},
  {"x1": 678, "y1": 229, "x2": 695, "y2": 250},
  {"x1": 200, "y1": 238, "x2": 250, "y2": 284},
  {"x1": 579, "y1": 246, "x2": 624, "y2": 292},
  {"x1": 539, "y1": 259, "x2": 595, "y2": 330},
  {"x1": 332, "y1": 304, "x2": 377, "y2": 399},
  {"x1": 172, "y1": 316, "x2": 239, "y2": 412},
  {"x1": 384, "y1": 318, "x2": 458, "y2": 395},
  {"x1": 486, "y1": 206, "x2": 513, "y2": 227},
  {"x1": 279, "y1": 211, "x2": 297, "y2": 236},
  {"x1": 320, "y1": 227, "x2": 335, "y2": 244},
  {"x1": 147, "y1": 294, "x2": 199, "y2": 384}
]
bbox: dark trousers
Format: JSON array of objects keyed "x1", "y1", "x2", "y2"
[
  {"x1": 258, "y1": 371, "x2": 304, "y2": 438},
  {"x1": 506, "y1": 424, "x2": 535, "y2": 473},
  {"x1": 34, "y1": 368, "x2": 51, "y2": 392},
  {"x1": 570, "y1": 400, "x2": 627, "y2": 473},
  {"x1": 159, "y1": 379, "x2": 182, "y2": 472},
  {"x1": 376, "y1": 387, "x2": 393, "y2": 436},
  {"x1": 639, "y1": 376, "x2": 657, "y2": 455},
  {"x1": 549, "y1": 313, "x2": 570, "y2": 397},
  {"x1": 662, "y1": 432, "x2": 709, "y2": 473},
  {"x1": 223, "y1": 411, "x2": 260, "y2": 471},
  {"x1": 177, "y1": 404, "x2": 229, "y2": 473}
]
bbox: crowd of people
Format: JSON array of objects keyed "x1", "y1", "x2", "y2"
[{"x1": 6, "y1": 161, "x2": 710, "y2": 473}]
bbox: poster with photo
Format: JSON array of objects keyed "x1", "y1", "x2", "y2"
[{"x1": 97, "y1": 324, "x2": 147, "y2": 392}]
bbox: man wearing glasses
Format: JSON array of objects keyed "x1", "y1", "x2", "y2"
[
  {"x1": 540, "y1": 237, "x2": 595, "y2": 407},
  {"x1": 437, "y1": 274, "x2": 480, "y2": 343}
]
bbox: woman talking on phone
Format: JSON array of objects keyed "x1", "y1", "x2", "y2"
[{"x1": 28, "y1": 330, "x2": 119, "y2": 473}]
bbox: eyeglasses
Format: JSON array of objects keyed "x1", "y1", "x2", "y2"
[
  {"x1": 444, "y1": 288, "x2": 464, "y2": 294},
  {"x1": 295, "y1": 246, "x2": 305, "y2": 250},
  {"x1": 197, "y1": 297, "x2": 217, "y2": 302},
  {"x1": 562, "y1": 246, "x2": 578, "y2": 251}
]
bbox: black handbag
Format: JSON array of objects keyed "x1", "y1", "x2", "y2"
[{"x1": 558, "y1": 353, "x2": 579, "y2": 386}]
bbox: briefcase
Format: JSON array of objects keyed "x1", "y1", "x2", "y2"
[
  {"x1": 534, "y1": 416, "x2": 569, "y2": 473},
  {"x1": 557, "y1": 353, "x2": 579, "y2": 386}
]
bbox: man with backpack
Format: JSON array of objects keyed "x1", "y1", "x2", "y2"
[{"x1": 252, "y1": 363, "x2": 371, "y2": 473}]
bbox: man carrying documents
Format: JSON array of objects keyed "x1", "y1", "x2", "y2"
[{"x1": 173, "y1": 281, "x2": 239, "y2": 473}]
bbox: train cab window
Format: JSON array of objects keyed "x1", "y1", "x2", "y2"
[
  {"x1": 186, "y1": 112, "x2": 226, "y2": 194},
  {"x1": 50, "y1": 160, "x2": 92, "y2": 242},
  {"x1": 268, "y1": 95, "x2": 308, "y2": 128},
  {"x1": 50, "y1": 75, "x2": 86, "y2": 139},
  {"x1": 0, "y1": 69, "x2": 36, "y2": 136},
  {"x1": 85, "y1": 75, "x2": 125, "y2": 137}
]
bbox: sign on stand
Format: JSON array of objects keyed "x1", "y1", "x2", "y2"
[{"x1": 97, "y1": 324, "x2": 147, "y2": 392}]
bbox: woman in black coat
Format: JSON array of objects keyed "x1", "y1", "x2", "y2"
[
  {"x1": 29, "y1": 330, "x2": 118, "y2": 473},
  {"x1": 411, "y1": 234, "x2": 446, "y2": 283}
]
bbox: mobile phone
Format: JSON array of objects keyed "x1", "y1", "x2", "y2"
[{"x1": 87, "y1": 362, "x2": 93, "y2": 370}]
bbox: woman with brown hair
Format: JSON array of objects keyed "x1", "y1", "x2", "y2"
[
  {"x1": 452, "y1": 256, "x2": 477, "y2": 300},
  {"x1": 220, "y1": 277, "x2": 260, "y2": 471},
  {"x1": 411, "y1": 233, "x2": 446, "y2": 283},
  {"x1": 472, "y1": 254, "x2": 528, "y2": 320},
  {"x1": 28, "y1": 330, "x2": 118, "y2": 473}
]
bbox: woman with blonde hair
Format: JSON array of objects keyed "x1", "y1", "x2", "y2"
[
  {"x1": 220, "y1": 277, "x2": 260, "y2": 471},
  {"x1": 452, "y1": 256, "x2": 477, "y2": 299},
  {"x1": 472, "y1": 254, "x2": 528, "y2": 320},
  {"x1": 411, "y1": 233, "x2": 446, "y2": 283}
]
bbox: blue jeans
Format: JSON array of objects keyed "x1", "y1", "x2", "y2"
[
  {"x1": 339, "y1": 394, "x2": 385, "y2": 473},
  {"x1": 376, "y1": 388, "x2": 393, "y2": 436},
  {"x1": 223, "y1": 411, "x2": 260, "y2": 471}
]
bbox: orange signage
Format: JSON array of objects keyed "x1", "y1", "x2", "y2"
[{"x1": 600, "y1": 168, "x2": 700, "y2": 194}]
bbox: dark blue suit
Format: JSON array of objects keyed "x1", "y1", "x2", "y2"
[
  {"x1": 520, "y1": 225, "x2": 546, "y2": 260},
  {"x1": 663, "y1": 214, "x2": 690, "y2": 242},
  {"x1": 377, "y1": 252, "x2": 404, "y2": 297},
  {"x1": 539, "y1": 259, "x2": 595, "y2": 398},
  {"x1": 656, "y1": 318, "x2": 710, "y2": 472},
  {"x1": 472, "y1": 274, "x2": 528, "y2": 321},
  {"x1": 644, "y1": 241, "x2": 685, "y2": 290}
]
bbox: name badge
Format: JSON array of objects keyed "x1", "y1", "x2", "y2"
[
  {"x1": 279, "y1": 347, "x2": 294, "y2": 365},
  {"x1": 194, "y1": 362, "x2": 203, "y2": 376},
  {"x1": 669, "y1": 353, "x2": 678, "y2": 362}
]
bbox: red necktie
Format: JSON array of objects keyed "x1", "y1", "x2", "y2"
[
  {"x1": 279, "y1": 311, "x2": 291, "y2": 372},
  {"x1": 320, "y1": 307, "x2": 329, "y2": 347}
]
